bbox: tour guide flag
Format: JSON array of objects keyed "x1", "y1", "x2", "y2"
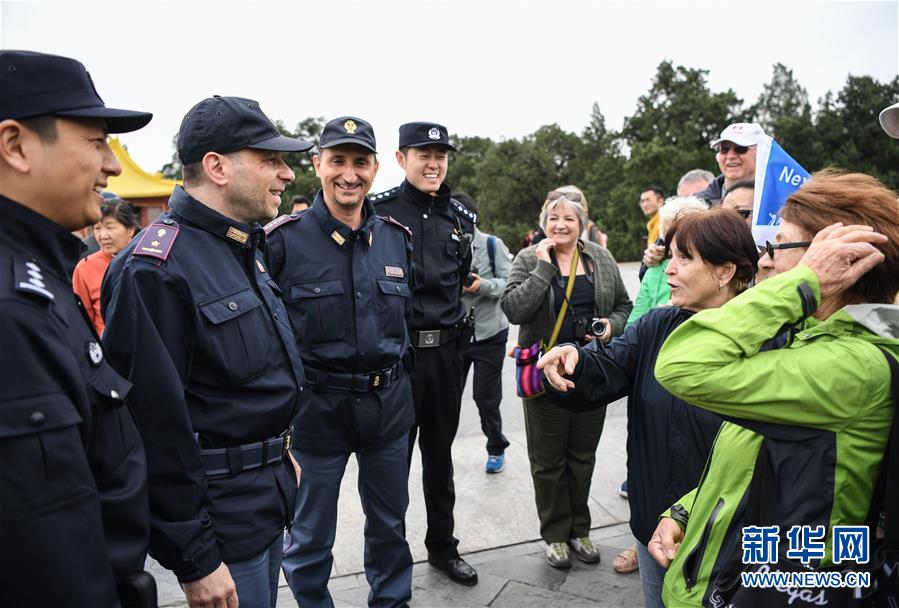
[{"x1": 752, "y1": 136, "x2": 811, "y2": 246}]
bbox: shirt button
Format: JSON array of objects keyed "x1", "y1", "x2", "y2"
[
  {"x1": 422, "y1": 214, "x2": 428, "y2": 219},
  {"x1": 355, "y1": 398, "x2": 361, "y2": 404},
  {"x1": 313, "y1": 287, "x2": 322, "y2": 294},
  {"x1": 273, "y1": 313, "x2": 279, "y2": 320},
  {"x1": 356, "y1": 291, "x2": 362, "y2": 298},
  {"x1": 110, "y1": 390, "x2": 119, "y2": 399},
  {"x1": 396, "y1": 286, "x2": 401, "y2": 292},
  {"x1": 29, "y1": 411, "x2": 46, "y2": 427},
  {"x1": 228, "y1": 301, "x2": 239, "y2": 311}
]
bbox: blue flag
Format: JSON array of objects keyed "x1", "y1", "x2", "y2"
[{"x1": 752, "y1": 137, "x2": 811, "y2": 245}]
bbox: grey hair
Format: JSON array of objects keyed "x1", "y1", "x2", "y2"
[
  {"x1": 677, "y1": 169, "x2": 716, "y2": 195},
  {"x1": 539, "y1": 185, "x2": 588, "y2": 234},
  {"x1": 658, "y1": 196, "x2": 708, "y2": 239}
]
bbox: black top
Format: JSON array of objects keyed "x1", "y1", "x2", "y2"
[
  {"x1": 372, "y1": 180, "x2": 474, "y2": 330},
  {"x1": 552, "y1": 274, "x2": 594, "y2": 345},
  {"x1": 265, "y1": 192, "x2": 415, "y2": 452},
  {"x1": 101, "y1": 186, "x2": 304, "y2": 582},
  {"x1": 0, "y1": 195, "x2": 148, "y2": 606}
]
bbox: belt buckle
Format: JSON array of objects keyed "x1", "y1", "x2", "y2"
[
  {"x1": 280, "y1": 427, "x2": 292, "y2": 455},
  {"x1": 417, "y1": 330, "x2": 440, "y2": 348},
  {"x1": 369, "y1": 371, "x2": 384, "y2": 389}
]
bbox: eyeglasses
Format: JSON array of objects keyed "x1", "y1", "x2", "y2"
[
  {"x1": 547, "y1": 190, "x2": 583, "y2": 204},
  {"x1": 716, "y1": 142, "x2": 753, "y2": 155},
  {"x1": 763, "y1": 240, "x2": 812, "y2": 259}
]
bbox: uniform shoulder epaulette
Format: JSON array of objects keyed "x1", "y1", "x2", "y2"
[
  {"x1": 450, "y1": 198, "x2": 477, "y2": 225},
  {"x1": 369, "y1": 187, "x2": 399, "y2": 205},
  {"x1": 132, "y1": 218, "x2": 180, "y2": 261},
  {"x1": 13, "y1": 256, "x2": 55, "y2": 301},
  {"x1": 377, "y1": 215, "x2": 412, "y2": 239},
  {"x1": 264, "y1": 212, "x2": 302, "y2": 235}
]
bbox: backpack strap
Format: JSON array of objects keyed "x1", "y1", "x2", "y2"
[{"x1": 486, "y1": 234, "x2": 497, "y2": 276}]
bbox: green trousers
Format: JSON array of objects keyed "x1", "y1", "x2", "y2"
[{"x1": 523, "y1": 394, "x2": 606, "y2": 543}]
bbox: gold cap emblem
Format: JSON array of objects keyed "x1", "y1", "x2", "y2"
[{"x1": 344, "y1": 120, "x2": 357, "y2": 134}]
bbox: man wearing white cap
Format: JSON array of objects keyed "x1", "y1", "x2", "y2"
[
  {"x1": 695, "y1": 122, "x2": 768, "y2": 205},
  {"x1": 880, "y1": 102, "x2": 899, "y2": 139}
]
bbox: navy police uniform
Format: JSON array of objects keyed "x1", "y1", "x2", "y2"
[
  {"x1": 270, "y1": 117, "x2": 415, "y2": 608},
  {"x1": 0, "y1": 50, "x2": 153, "y2": 608},
  {"x1": 101, "y1": 186, "x2": 305, "y2": 583},
  {"x1": 371, "y1": 122, "x2": 476, "y2": 569}
]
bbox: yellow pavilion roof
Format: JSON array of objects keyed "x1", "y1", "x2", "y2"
[{"x1": 106, "y1": 138, "x2": 180, "y2": 199}]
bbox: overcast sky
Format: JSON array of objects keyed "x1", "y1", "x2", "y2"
[{"x1": 3, "y1": 1, "x2": 897, "y2": 190}]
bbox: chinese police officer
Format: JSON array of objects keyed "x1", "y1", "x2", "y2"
[
  {"x1": 371, "y1": 122, "x2": 478, "y2": 585},
  {"x1": 0, "y1": 50, "x2": 153, "y2": 607},
  {"x1": 101, "y1": 96, "x2": 309, "y2": 608},
  {"x1": 268, "y1": 117, "x2": 415, "y2": 607}
]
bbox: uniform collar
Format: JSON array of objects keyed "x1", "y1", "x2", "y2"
[
  {"x1": 399, "y1": 178, "x2": 451, "y2": 208},
  {"x1": 0, "y1": 194, "x2": 84, "y2": 280},
  {"x1": 309, "y1": 190, "x2": 376, "y2": 249},
  {"x1": 169, "y1": 186, "x2": 265, "y2": 250}
]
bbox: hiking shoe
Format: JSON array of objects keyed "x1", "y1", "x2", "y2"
[
  {"x1": 618, "y1": 480, "x2": 628, "y2": 499},
  {"x1": 568, "y1": 537, "x2": 601, "y2": 564},
  {"x1": 485, "y1": 453, "x2": 505, "y2": 474},
  {"x1": 546, "y1": 542, "x2": 571, "y2": 569}
]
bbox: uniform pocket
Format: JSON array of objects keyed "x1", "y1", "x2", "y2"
[
  {"x1": 198, "y1": 287, "x2": 271, "y2": 382},
  {"x1": 290, "y1": 279, "x2": 347, "y2": 343},
  {"x1": 86, "y1": 364, "x2": 137, "y2": 481}
]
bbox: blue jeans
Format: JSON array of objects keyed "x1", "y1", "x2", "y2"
[
  {"x1": 228, "y1": 536, "x2": 282, "y2": 608},
  {"x1": 282, "y1": 435, "x2": 412, "y2": 608},
  {"x1": 636, "y1": 540, "x2": 666, "y2": 608}
]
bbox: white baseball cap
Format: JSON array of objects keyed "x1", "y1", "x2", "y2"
[
  {"x1": 710, "y1": 122, "x2": 768, "y2": 149},
  {"x1": 879, "y1": 102, "x2": 899, "y2": 139}
]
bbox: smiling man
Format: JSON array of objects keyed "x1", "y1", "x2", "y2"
[
  {"x1": 696, "y1": 122, "x2": 767, "y2": 205},
  {"x1": 0, "y1": 50, "x2": 153, "y2": 607},
  {"x1": 267, "y1": 116, "x2": 415, "y2": 608},
  {"x1": 101, "y1": 96, "x2": 311, "y2": 608},
  {"x1": 370, "y1": 122, "x2": 479, "y2": 586}
]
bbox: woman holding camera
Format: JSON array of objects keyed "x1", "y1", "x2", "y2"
[
  {"x1": 538, "y1": 208, "x2": 759, "y2": 608},
  {"x1": 501, "y1": 185, "x2": 632, "y2": 569}
]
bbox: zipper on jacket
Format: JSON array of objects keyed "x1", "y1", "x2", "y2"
[{"x1": 683, "y1": 496, "x2": 725, "y2": 590}]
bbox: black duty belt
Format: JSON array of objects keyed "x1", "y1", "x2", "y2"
[
  {"x1": 201, "y1": 427, "x2": 292, "y2": 479},
  {"x1": 411, "y1": 327, "x2": 458, "y2": 348},
  {"x1": 304, "y1": 360, "x2": 401, "y2": 393}
]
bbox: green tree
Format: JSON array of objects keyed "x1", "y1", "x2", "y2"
[{"x1": 277, "y1": 117, "x2": 325, "y2": 215}]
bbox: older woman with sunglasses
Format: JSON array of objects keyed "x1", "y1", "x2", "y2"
[
  {"x1": 647, "y1": 171, "x2": 899, "y2": 607},
  {"x1": 501, "y1": 185, "x2": 632, "y2": 569}
]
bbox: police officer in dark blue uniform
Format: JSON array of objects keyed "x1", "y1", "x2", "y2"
[
  {"x1": 370, "y1": 122, "x2": 479, "y2": 586},
  {"x1": 101, "y1": 96, "x2": 310, "y2": 608},
  {"x1": 268, "y1": 116, "x2": 415, "y2": 608},
  {"x1": 0, "y1": 50, "x2": 153, "y2": 608}
]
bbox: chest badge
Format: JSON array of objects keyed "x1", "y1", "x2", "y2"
[
  {"x1": 86, "y1": 340, "x2": 103, "y2": 367},
  {"x1": 385, "y1": 266, "x2": 404, "y2": 278},
  {"x1": 331, "y1": 230, "x2": 346, "y2": 246},
  {"x1": 226, "y1": 227, "x2": 249, "y2": 244}
]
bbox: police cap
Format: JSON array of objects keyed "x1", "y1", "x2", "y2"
[
  {"x1": 398, "y1": 122, "x2": 456, "y2": 151},
  {"x1": 319, "y1": 116, "x2": 377, "y2": 153},
  {"x1": 177, "y1": 95, "x2": 313, "y2": 164},
  {"x1": 0, "y1": 50, "x2": 152, "y2": 133}
]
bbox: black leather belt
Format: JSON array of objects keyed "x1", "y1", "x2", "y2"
[
  {"x1": 304, "y1": 360, "x2": 401, "y2": 393},
  {"x1": 201, "y1": 427, "x2": 292, "y2": 479},
  {"x1": 411, "y1": 327, "x2": 458, "y2": 348}
]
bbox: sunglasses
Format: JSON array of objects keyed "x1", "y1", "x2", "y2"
[
  {"x1": 763, "y1": 240, "x2": 812, "y2": 259},
  {"x1": 547, "y1": 190, "x2": 583, "y2": 204},
  {"x1": 716, "y1": 143, "x2": 753, "y2": 155}
]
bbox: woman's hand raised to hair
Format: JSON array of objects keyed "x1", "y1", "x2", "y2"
[
  {"x1": 537, "y1": 345, "x2": 579, "y2": 392},
  {"x1": 799, "y1": 223, "x2": 887, "y2": 300}
]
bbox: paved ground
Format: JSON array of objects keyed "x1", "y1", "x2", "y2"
[{"x1": 153, "y1": 262, "x2": 644, "y2": 607}]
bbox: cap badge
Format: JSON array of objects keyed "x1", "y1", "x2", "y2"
[
  {"x1": 428, "y1": 127, "x2": 441, "y2": 140},
  {"x1": 86, "y1": 340, "x2": 103, "y2": 367},
  {"x1": 157, "y1": 228, "x2": 167, "y2": 237},
  {"x1": 226, "y1": 227, "x2": 249, "y2": 244},
  {"x1": 344, "y1": 120, "x2": 357, "y2": 134}
]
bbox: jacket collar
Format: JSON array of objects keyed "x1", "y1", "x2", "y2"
[
  {"x1": 169, "y1": 186, "x2": 265, "y2": 251},
  {"x1": 0, "y1": 194, "x2": 84, "y2": 280},
  {"x1": 308, "y1": 190, "x2": 376, "y2": 250},
  {"x1": 399, "y1": 178, "x2": 451, "y2": 208}
]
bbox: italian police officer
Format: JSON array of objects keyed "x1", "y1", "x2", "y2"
[
  {"x1": 0, "y1": 50, "x2": 153, "y2": 607},
  {"x1": 101, "y1": 96, "x2": 309, "y2": 608},
  {"x1": 371, "y1": 122, "x2": 478, "y2": 585},
  {"x1": 267, "y1": 116, "x2": 415, "y2": 607}
]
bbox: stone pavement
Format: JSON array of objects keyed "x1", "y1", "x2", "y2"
[{"x1": 153, "y1": 262, "x2": 644, "y2": 607}]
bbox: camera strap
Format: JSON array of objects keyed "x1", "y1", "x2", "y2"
[{"x1": 546, "y1": 245, "x2": 579, "y2": 350}]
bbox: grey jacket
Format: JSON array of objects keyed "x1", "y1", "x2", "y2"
[
  {"x1": 501, "y1": 240, "x2": 633, "y2": 346},
  {"x1": 462, "y1": 228, "x2": 512, "y2": 341}
]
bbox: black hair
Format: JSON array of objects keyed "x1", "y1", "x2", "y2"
[
  {"x1": 99, "y1": 197, "x2": 141, "y2": 232},
  {"x1": 291, "y1": 195, "x2": 310, "y2": 205},
  {"x1": 19, "y1": 115, "x2": 58, "y2": 143},
  {"x1": 642, "y1": 185, "x2": 666, "y2": 199},
  {"x1": 722, "y1": 179, "x2": 755, "y2": 197}
]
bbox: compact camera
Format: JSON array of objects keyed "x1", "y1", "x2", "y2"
[{"x1": 574, "y1": 317, "x2": 607, "y2": 339}]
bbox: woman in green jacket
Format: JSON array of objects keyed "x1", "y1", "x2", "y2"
[{"x1": 649, "y1": 171, "x2": 899, "y2": 607}]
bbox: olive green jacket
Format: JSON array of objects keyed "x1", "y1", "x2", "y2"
[
  {"x1": 500, "y1": 239, "x2": 632, "y2": 346},
  {"x1": 655, "y1": 265, "x2": 899, "y2": 607}
]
